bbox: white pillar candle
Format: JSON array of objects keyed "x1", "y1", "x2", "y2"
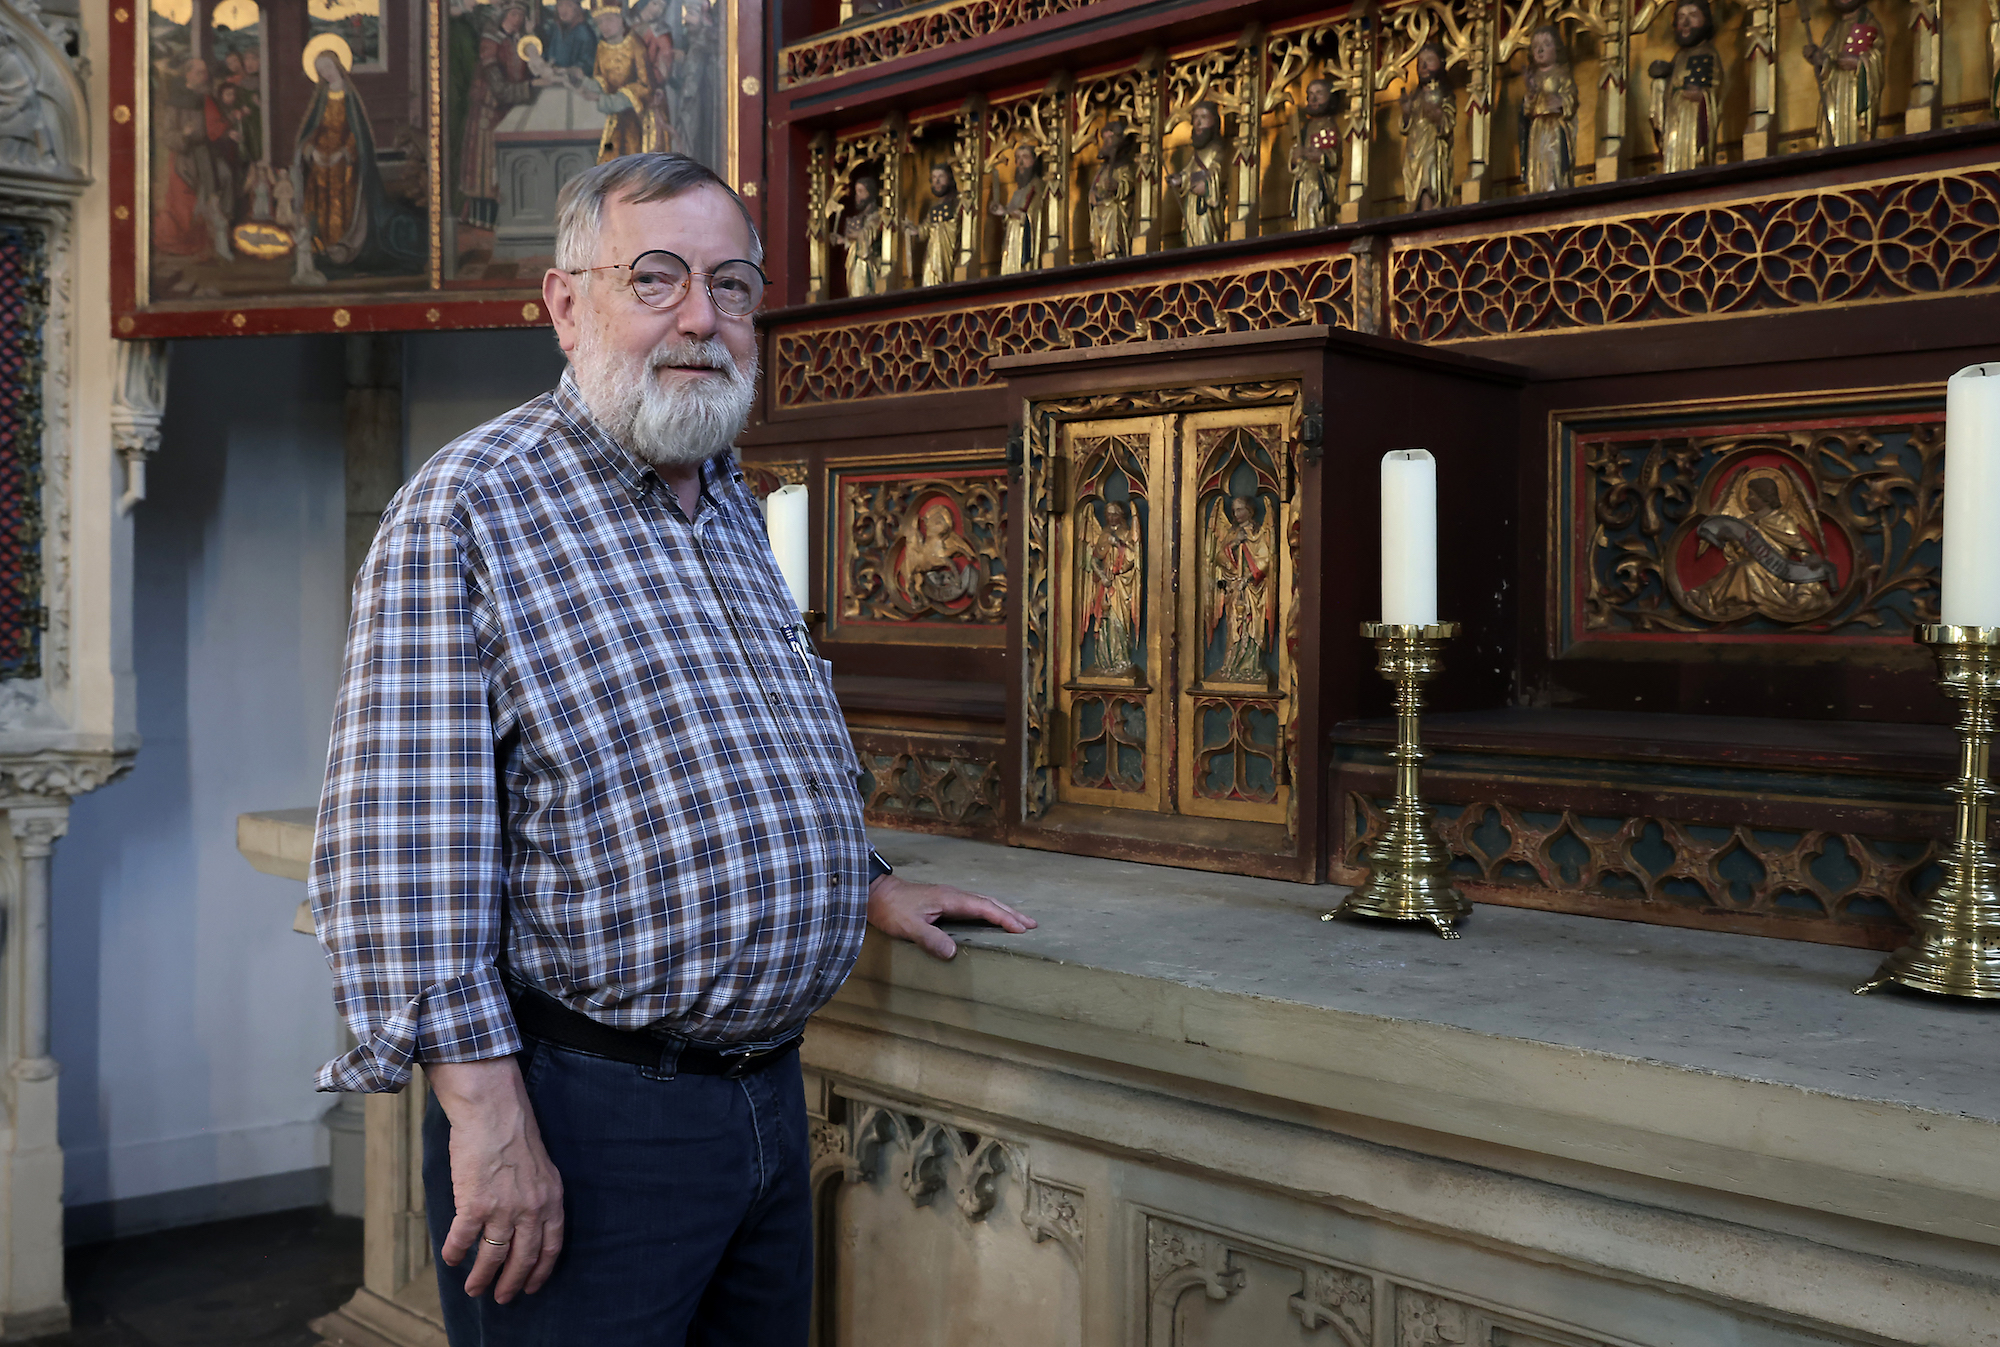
[
  {"x1": 1381, "y1": 449, "x2": 1439, "y2": 626},
  {"x1": 763, "y1": 483, "x2": 811, "y2": 613},
  {"x1": 1942, "y1": 363, "x2": 2000, "y2": 628}
]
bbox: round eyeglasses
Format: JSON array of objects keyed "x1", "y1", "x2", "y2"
[{"x1": 566, "y1": 249, "x2": 766, "y2": 317}]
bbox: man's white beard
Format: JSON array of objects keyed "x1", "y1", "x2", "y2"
[{"x1": 571, "y1": 328, "x2": 759, "y2": 469}]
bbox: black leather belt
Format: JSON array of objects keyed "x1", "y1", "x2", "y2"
[{"x1": 508, "y1": 984, "x2": 802, "y2": 1079}]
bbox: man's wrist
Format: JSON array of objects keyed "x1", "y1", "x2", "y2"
[{"x1": 867, "y1": 847, "x2": 892, "y2": 885}]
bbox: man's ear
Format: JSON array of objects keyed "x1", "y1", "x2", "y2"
[{"x1": 543, "y1": 268, "x2": 582, "y2": 354}]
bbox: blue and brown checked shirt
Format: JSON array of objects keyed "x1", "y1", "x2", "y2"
[{"x1": 310, "y1": 371, "x2": 870, "y2": 1093}]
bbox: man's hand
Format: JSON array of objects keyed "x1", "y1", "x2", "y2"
[
  {"x1": 427, "y1": 1057, "x2": 566, "y2": 1304},
  {"x1": 867, "y1": 874, "x2": 1036, "y2": 959}
]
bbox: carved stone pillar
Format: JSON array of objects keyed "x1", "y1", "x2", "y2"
[{"x1": 0, "y1": 0, "x2": 137, "y2": 1334}]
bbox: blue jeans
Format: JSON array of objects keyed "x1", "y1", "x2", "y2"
[{"x1": 422, "y1": 1036, "x2": 813, "y2": 1347}]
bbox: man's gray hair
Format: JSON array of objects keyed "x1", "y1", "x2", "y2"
[{"x1": 554, "y1": 154, "x2": 765, "y2": 273}]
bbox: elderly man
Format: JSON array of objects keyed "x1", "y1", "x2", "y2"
[{"x1": 310, "y1": 153, "x2": 1032, "y2": 1346}]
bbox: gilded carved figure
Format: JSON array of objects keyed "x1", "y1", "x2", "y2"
[
  {"x1": 1648, "y1": 0, "x2": 1723, "y2": 173},
  {"x1": 989, "y1": 142, "x2": 1046, "y2": 275},
  {"x1": 1805, "y1": 0, "x2": 1886, "y2": 148},
  {"x1": 590, "y1": 6, "x2": 658, "y2": 162},
  {"x1": 894, "y1": 498, "x2": 983, "y2": 609},
  {"x1": 1287, "y1": 78, "x2": 1340, "y2": 231},
  {"x1": 1088, "y1": 118, "x2": 1138, "y2": 261},
  {"x1": 1166, "y1": 100, "x2": 1235, "y2": 248},
  {"x1": 1399, "y1": 44, "x2": 1456, "y2": 213},
  {"x1": 837, "y1": 174, "x2": 889, "y2": 297},
  {"x1": 903, "y1": 161, "x2": 967, "y2": 288},
  {"x1": 1518, "y1": 27, "x2": 1577, "y2": 194},
  {"x1": 1082, "y1": 499, "x2": 1142, "y2": 676},
  {"x1": 1686, "y1": 468, "x2": 1839, "y2": 623},
  {"x1": 1205, "y1": 495, "x2": 1275, "y2": 683}
]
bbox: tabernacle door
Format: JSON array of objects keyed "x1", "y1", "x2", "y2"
[
  {"x1": 1054, "y1": 417, "x2": 1172, "y2": 813},
  {"x1": 1176, "y1": 407, "x2": 1295, "y2": 827}
]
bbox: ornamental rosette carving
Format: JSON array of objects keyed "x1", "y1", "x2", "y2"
[
  {"x1": 1392, "y1": 168, "x2": 2000, "y2": 342},
  {"x1": 773, "y1": 256, "x2": 1353, "y2": 407}
]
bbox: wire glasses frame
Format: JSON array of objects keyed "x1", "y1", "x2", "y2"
[{"x1": 566, "y1": 249, "x2": 767, "y2": 317}]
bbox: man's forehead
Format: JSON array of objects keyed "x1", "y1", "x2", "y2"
[{"x1": 598, "y1": 187, "x2": 753, "y2": 261}]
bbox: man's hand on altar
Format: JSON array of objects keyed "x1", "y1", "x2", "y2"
[{"x1": 866, "y1": 874, "x2": 1037, "y2": 960}]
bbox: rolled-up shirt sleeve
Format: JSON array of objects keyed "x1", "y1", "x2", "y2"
[{"x1": 309, "y1": 518, "x2": 519, "y2": 1093}]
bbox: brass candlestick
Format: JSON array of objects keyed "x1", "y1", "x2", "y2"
[
  {"x1": 1326, "y1": 621, "x2": 1471, "y2": 940},
  {"x1": 1856, "y1": 624, "x2": 2000, "y2": 999}
]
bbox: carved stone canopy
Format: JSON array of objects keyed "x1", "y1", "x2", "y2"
[{"x1": 0, "y1": 0, "x2": 88, "y2": 192}]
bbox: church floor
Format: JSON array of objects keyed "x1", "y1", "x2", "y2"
[{"x1": 25, "y1": 1208, "x2": 361, "y2": 1347}]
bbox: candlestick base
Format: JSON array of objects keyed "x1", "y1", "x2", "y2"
[
  {"x1": 1324, "y1": 622, "x2": 1471, "y2": 940},
  {"x1": 1856, "y1": 624, "x2": 2000, "y2": 999}
]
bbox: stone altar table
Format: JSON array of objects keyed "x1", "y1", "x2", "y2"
[{"x1": 238, "y1": 816, "x2": 2000, "y2": 1347}]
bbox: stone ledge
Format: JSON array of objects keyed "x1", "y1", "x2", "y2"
[{"x1": 852, "y1": 829, "x2": 2000, "y2": 1253}]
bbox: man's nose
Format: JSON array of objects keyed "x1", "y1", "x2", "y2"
[{"x1": 675, "y1": 277, "x2": 722, "y2": 339}]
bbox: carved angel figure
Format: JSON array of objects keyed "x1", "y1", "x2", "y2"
[
  {"x1": 1082, "y1": 499, "x2": 1142, "y2": 676},
  {"x1": 1686, "y1": 467, "x2": 1838, "y2": 624},
  {"x1": 1205, "y1": 495, "x2": 1275, "y2": 683},
  {"x1": 893, "y1": 498, "x2": 982, "y2": 611}
]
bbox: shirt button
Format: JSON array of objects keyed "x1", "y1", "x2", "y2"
[
  {"x1": 807, "y1": 777, "x2": 822, "y2": 794},
  {"x1": 831, "y1": 874, "x2": 841, "y2": 888}
]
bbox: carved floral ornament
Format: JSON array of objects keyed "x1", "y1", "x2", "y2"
[{"x1": 810, "y1": 1095, "x2": 1085, "y2": 1266}]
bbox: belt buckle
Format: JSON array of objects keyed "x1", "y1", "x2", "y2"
[{"x1": 719, "y1": 1048, "x2": 763, "y2": 1080}]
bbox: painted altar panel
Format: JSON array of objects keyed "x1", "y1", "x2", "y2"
[
  {"x1": 1174, "y1": 407, "x2": 1295, "y2": 827},
  {"x1": 110, "y1": 0, "x2": 757, "y2": 337},
  {"x1": 829, "y1": 458, "x2": 1008, "y2": 646},
  {"x1": 1552, "y1": 392, "x2": 1944, "y2": 653},
  {"x1": 1055, "y1": 416, "x2": 1170, "y2": 813}
]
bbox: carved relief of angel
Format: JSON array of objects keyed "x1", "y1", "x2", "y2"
[
  {"x1": 1205, "y1": 494, "x2": 1275, "y2": 683},
  {"x1": 893, "y1": 497, "x2": 982, "y2": 612}
]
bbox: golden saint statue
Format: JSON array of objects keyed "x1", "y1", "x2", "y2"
[
  {"x1": 989, "y1": 143, "x2": 1047, "y2": 275},
  {"x1": 836, "y1": 174, "x2": 889, "y2": 298},
  {"x1": 1082, "y1": 500, "x2": 1142, "y2": 677},
  {"x1": 1805, "y1": 0, "x2": 1886, "y2": 148},
  {"x1": 901, "y1": 161, "x2": 967, "y2": 288},
  {"x1": 1087, "y1": 119, "x2": 1138, "y2": 261},
  {"x1": 1287, "y1": 78, "x2": 1340, "y2": 231},
  {"x1": 1399, "y1": 44, "x2": 1456, "y2": 213},
  {"x1": 1166, "y1": 100, "x2": 1232, "y2": 248},
  {"x1": 1519, "y1": 27, "x2": 1577, "y2": 194},
  {"x1": 1647, "y1": 0, "x2": 1722, "y2": 173}
]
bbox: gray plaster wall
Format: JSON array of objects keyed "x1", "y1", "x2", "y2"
[{"x1": 51, "y1": 328, "x2": 567, "y2": 1238}]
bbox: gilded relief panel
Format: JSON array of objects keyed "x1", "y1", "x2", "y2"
[
  {"x1": 1176, "y1": 409, "x2": 1294, "y2": 826},
  {"x1": 1554, "y1": 398, "x2": 1944, "y2": 651},
  {"x1": 1056, "y1": 418, "x2": 1170, "y2": 812},
  {"x1": 831, "y1": 462, "x2": 1007, "y2": 646}
]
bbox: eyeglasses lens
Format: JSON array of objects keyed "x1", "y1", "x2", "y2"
[{"x1": 629, "y1": 252, "x2": 763, "y2": 316}]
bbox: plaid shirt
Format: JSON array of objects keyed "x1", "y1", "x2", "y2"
[{"x1": 310, "y1": 371, "x2": 870, "y2": 1093}]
